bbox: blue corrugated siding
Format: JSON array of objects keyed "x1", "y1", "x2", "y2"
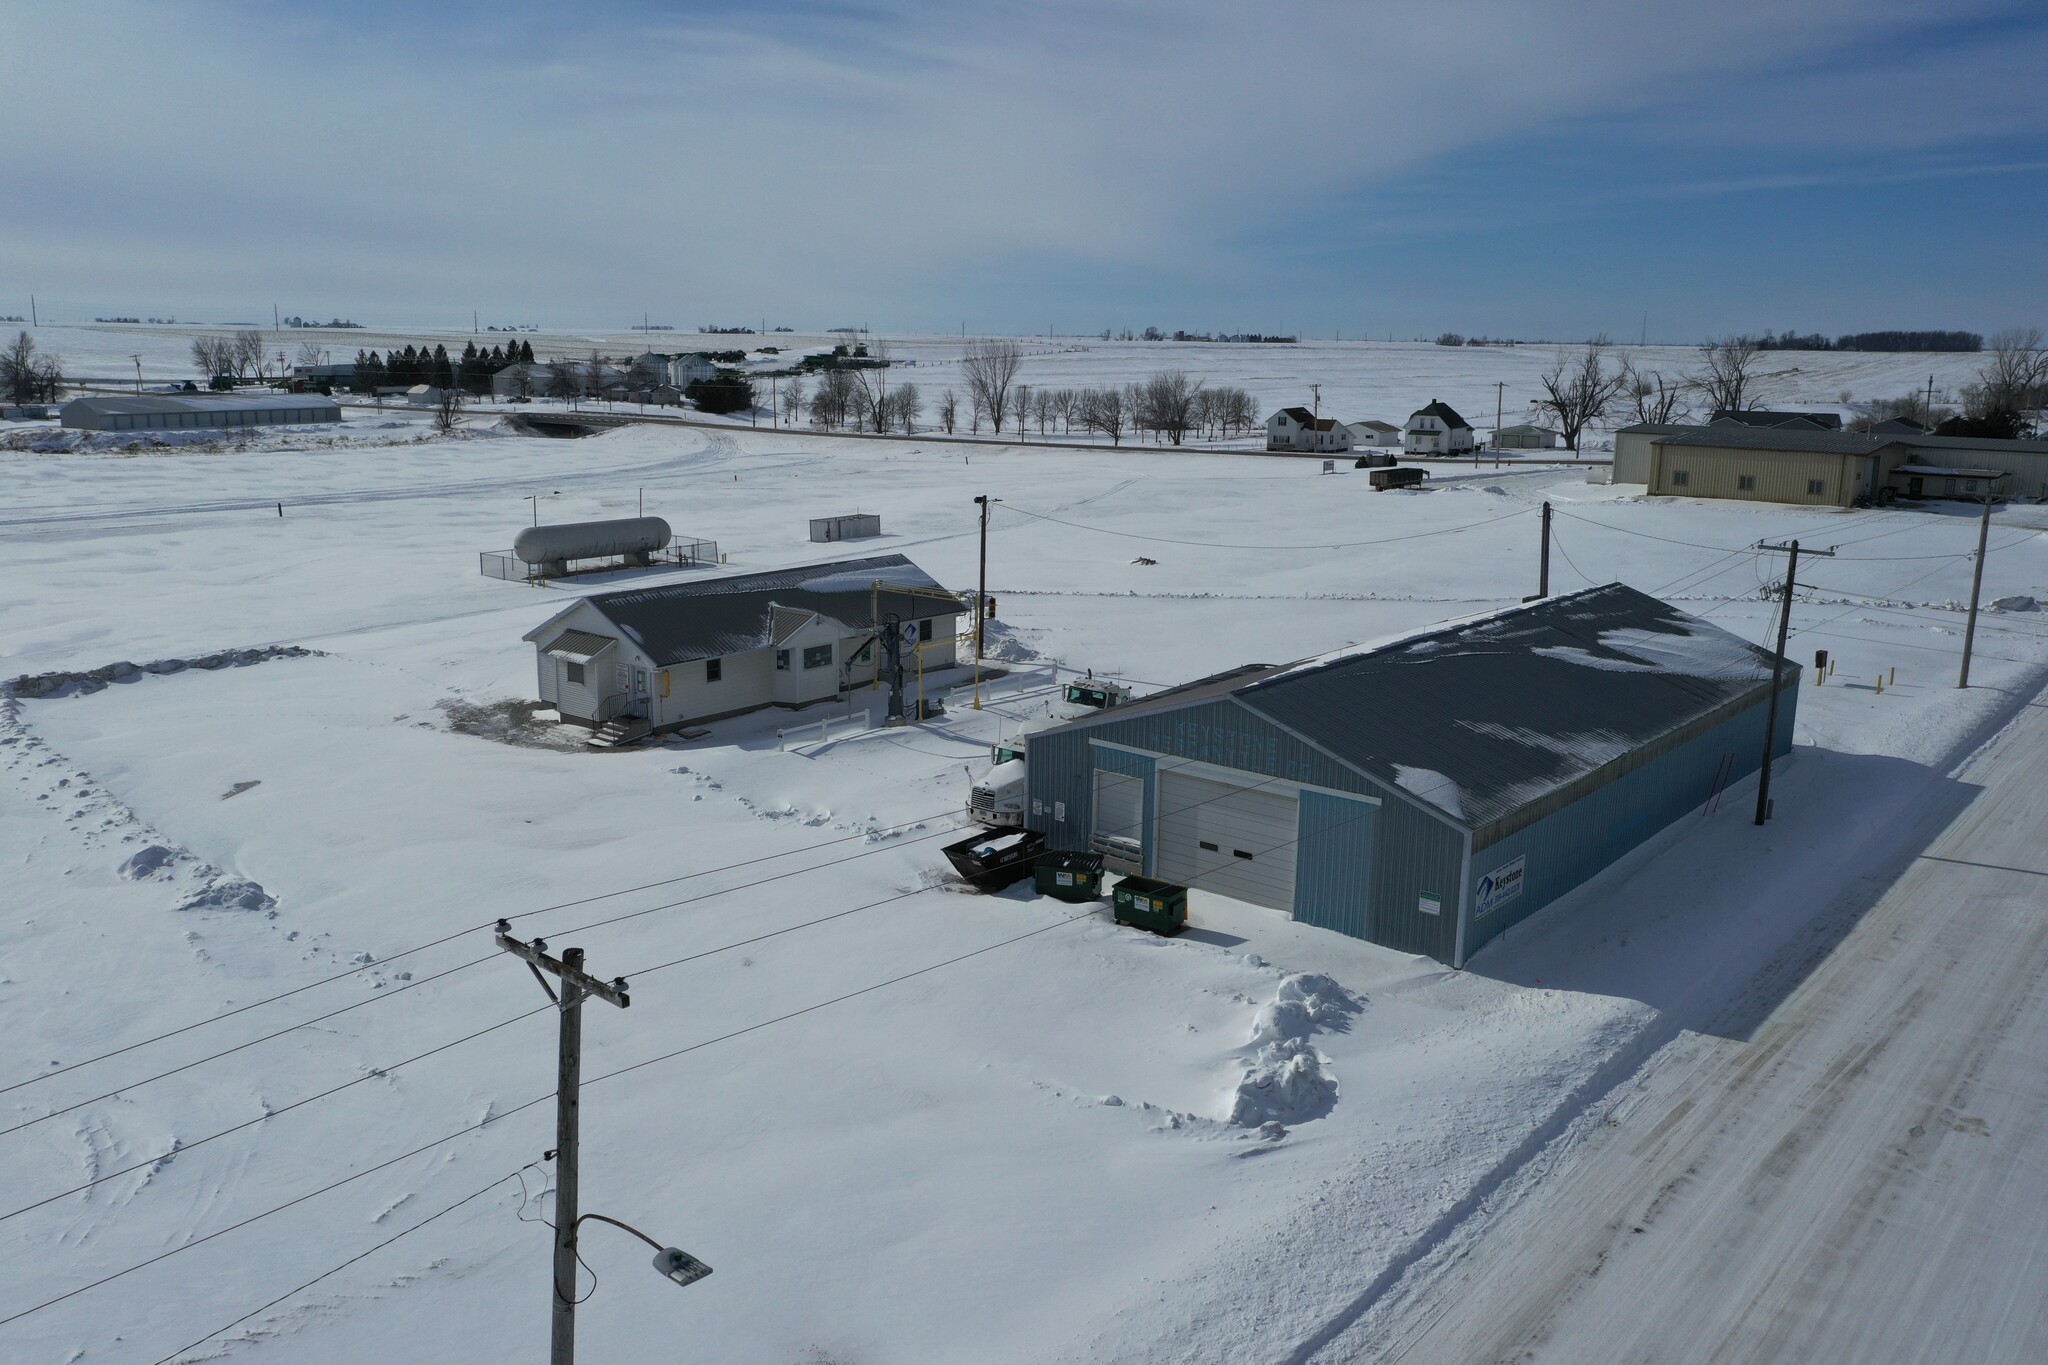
[
  {"x1": 1369, "y1": 796, "x2": 1467, "y2": 962},
  {"x1": 1463, "y1": 682, "x2": 1799, "y2": 959},
  {"x1": 1026, "y1": 698, "x2": 1468, "y2": 961},
  {"x1": 1294, "y1": 791, "x2": 1378, "y2": 939}
]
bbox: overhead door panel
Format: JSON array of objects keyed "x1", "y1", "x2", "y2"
[{"x1": 1155, "y1": 770, "x2": 1298, "y2": 913}]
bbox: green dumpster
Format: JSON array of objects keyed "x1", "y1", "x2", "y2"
[
  {"x1": 1034, "y1": 851, "x2": 1105, "y2": 903},
  {"x1": 1113, "y1": 875, "x2": 1187, "y2": 935}
]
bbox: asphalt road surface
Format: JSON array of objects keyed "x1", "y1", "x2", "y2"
[{"x1": 1346, "y1": 691, "x2": 2048, "y2": 1364}]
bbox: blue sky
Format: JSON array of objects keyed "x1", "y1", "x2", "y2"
[{"x1": 3, "y1": 0, "x2": 2044, "y2": 339}]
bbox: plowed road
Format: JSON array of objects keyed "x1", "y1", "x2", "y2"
[{"x1": 1348, "y1": 697, "x2": 2048, "y2": 1363}]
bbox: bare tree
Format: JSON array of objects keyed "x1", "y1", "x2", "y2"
[
  {"x1": 1620, "y1": 359, "x2": 1692, "y2": 426},
  {"x1": 1012, "y1": 384, "x2": 1030, "y2": 439},
  {"x1": 1976, "y1": 327, "x2": 2046, "y2": 417},
  {"x1": 893, "y1": 382, "x2": 922, "y2": 433},
  {"x1": 231, "y1": 329, "x2": 267, "y2": 380},
  {"x1": 1692, "y1": 336, "x2": 1765, "y2": 414},
  {"x1": 434, "y1": 385, "x2": 466, "y2": 435},
  {"x1": 937, "y1": 388, "x2": 959, "y2": 434},
  {"x1": 2, "y1": 330, "x2": 43, "y2": 403},
  {"x1": 294, "y1": 340, "x2": 327, "y2": 368},
  {"x1": 1081, "y1": 386, "x2": 1129, "y2": 445},
  {"x1": 1533, "y1": 339, "x2": 1629, "y2": 451},
  {"x1": 960, "y1": 339, "x2": 1024, "y2": 433},
  {"x1": 810, "y1": 368, "x2": 856, "y2": 428},
  {"x1": 190, "y1": 335, "x2": 234, "y2": 382},
  {"x1": 1032, "y1": 386, "x2": 1056, "y2": 435},
  {"x1": 781, "y1": 374, "x2": 806, "y2": 425},
  {"x1": 546, "y1": 362, "x2": 581, "y2": 406},
  {"x1": 1134, "y1": 370, "x2": 1204, "y2": 445}
]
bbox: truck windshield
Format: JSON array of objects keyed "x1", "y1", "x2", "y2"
[
  {"x1": 1066, "y1": 685, "x2": 1109, "y2": 708},
  {"x1": 993, "y1": 744, "x2": 1024, "y2": 764}
]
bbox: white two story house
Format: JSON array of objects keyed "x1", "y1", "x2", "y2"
[
  {"x1": 1266, "y1": 406, "x2": 1354, "y2": 453},
  {"x1": 1404, "y1": 400, "x2": 1476, "y2": 455}
]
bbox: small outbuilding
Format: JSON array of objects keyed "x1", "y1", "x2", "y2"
[
  {"x1": 521, "y1": 553, "x2": 961, "y2": 735},
  {"x1": 1347, "y1": 419, "x2": 1402, "y2": 448},
  {"x1": 1023, "y1": 584, "x2": 1797, "y2": 966},
  {"x1": 810, "y1": 513, "x2": 882, "y2": 543},
  {"x1": 1494, "y1": 423, "x2": 1561, "y2": 449},
  {"x1": 61, "y1": 392, "x2": 342, "y2": 432}
]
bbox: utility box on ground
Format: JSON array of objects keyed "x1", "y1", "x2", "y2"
[
  {"x1": 809, "y1": 513, "x2": 881, "y2": 543},
  {"x1": 1112, "y1": 876, "x2": 1187, "y2": 934}
]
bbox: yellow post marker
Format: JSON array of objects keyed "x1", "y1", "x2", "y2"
[
  {"x1": 1876, "y1": 675, "x2": 1884, "y2": 695},
  {"x1": 1890, "y1": 666, "x2": 1896, "y2": 686}
]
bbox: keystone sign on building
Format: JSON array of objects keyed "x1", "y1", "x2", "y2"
[{"x1": 1021, "y1": 584, "x2": 1798, "y2": 966}]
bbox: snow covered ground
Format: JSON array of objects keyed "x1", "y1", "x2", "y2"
[
  {"x1": 21, "y1": 321, "x2": 1997, "y2": 443},
  {"x1": 4, "y1": 415, "x2": 2048, "y2": 1362}
]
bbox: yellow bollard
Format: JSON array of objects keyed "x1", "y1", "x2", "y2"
[
  {"x1": 1876, "y1": 675, "x2": 1884, "y2": 695},
  {"x1": 1890, "y1": 666, "x2": 1896, "y2": 686},
  {"x1": 1828, "y1": 659, "x2": 1836, "y2": 677}
]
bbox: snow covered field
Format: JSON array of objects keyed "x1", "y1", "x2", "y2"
[
  {"x1": 5, "y1": 416, "x2": 2048, "y2": 1362},
  {"x1": 24, "y1": 321, "x2": 1997, "y2": 442}
]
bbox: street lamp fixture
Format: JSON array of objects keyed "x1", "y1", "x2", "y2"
[{"x1": 575, "y1": 1213, "x2": 713, "y2": 1289}]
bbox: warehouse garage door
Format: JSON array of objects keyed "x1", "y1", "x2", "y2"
[
  {"x1": 1154, "y1": 770, "x2": 1299, "y2": 912},
  {"x1": 1091, "y1": 769, "x2": 1145, "y2": 854}
]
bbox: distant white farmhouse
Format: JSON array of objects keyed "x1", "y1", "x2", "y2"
[
  {"x1": 1347, "y1": 419, "x2": 1402, "y2": 448},
  {"x1": 1404, "y1": 400, "x2": 1475, "y2": 454},
  {"x1": 1266, "y1": 406, "x2": 1354, "y2": 453},
  {"x1": 521, "y1": 554, "x2": 961, "y2": 742},
  {"x1": 1494, "y1": 423, "x2": 1561, "y2": 450},
  {"x1": 667, "y1": 353, "x2": 719, "y2": 388}
]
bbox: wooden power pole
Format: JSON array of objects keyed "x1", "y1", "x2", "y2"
[
  {"x1": 1959, "y1": 486, "x2": 1997, "y2": 687},
  {"x1": 496, "y1": 924, "x2": 632, "y2": 1365},
  {"x1": 1754, "y1": 540, "x2": 1833, "y2": 825}
]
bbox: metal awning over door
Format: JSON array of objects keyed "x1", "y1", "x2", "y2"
[{"x1": 1153, "y1": 769, "x2": 1299, "y2": 913}]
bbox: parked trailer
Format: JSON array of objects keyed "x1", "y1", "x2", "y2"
[{"x1": 1370, "y1": 467, "x2": 1426, "y2": 491}]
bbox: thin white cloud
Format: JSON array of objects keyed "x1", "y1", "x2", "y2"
[{"x1": 0, "y1": 0, "x2": 2037, "y2": 326}]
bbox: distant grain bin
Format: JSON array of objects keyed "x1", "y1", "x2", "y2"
[
  {"x1": 515, "y1": 517, "x2": 672, "y2": 575},
  {"x1": 810, "y1": 513, "x2": 881, "y2": 543}
]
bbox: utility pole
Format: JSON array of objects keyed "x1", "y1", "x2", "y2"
[
  {"x1": 1959, "y1": 484, "x2": 1998, "y2": 687},
  {"x1": 1493, "y1": 380, "x2": 1506, "y2": 469},
  {"x1": 1538, "y1": 501, "x2": 1552, "y2": 599},
  {"x1": 972, "y1": 495, "x2": 998, "y2": 708},
  {"x1": 496, "y1": 925, "x2": 631, "y2": 1365},
  {"x1": 1755, "y1": 540, "x2": 1834, "y2": 825},
  {"x1": 1925, "y1": 374, "x2": 1936, "y2": 426}
]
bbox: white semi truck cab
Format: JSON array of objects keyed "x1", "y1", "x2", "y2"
[{"x1": 968, "y1": 676, "x2": 1134, "y2": 827}]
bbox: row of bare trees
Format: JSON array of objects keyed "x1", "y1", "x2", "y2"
[
  {"x1": 2, "y1": 331, "x2": 64, "y2": 403},
  {"x1": 1535, "y1": 327, "x2": 2047, "y2": 448},
  {"x1": 189, "y1": 330, "x2": 274, "y2": 383}
]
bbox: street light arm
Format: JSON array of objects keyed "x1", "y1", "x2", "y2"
[{"x1": 573, "y1": 1212, "x2": 666, "y2": 1253}]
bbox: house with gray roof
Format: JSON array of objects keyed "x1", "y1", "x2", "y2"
[
  {"x1": 521, "y1": 554, "x2": 962, "y2": 741},
  {"x1": 1021, "y1": 583, "x2": 1797, "y2": 965},
  {"x1": 1405, "y1": 399, "x2": 1475, "y2": 454}
]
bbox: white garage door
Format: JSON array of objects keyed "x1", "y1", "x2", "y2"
[{"x1": 1154, "y1": 770, "x2": 1299, "y2": 913}]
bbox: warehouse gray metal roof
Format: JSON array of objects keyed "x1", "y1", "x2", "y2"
[
  {"x1": 1047, "y1": 585, "x2": 1789, "y2": 833},
  {"x1": 527, "y1": 555, "x2": 958, "y2": 667},
  {"x1": 1649, "y1": 427, "x2": 1902, "y2": 457},
  {"x1": 60, "y1": 392, "x2": 340, "y2": 417}
]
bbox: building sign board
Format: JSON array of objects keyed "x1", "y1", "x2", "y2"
[
  {"x1": 1476, "y1": 854, "x2": 1526, "y2": 917},
  {"x1": 1418, "y1": 892, "x2": 1442, "y2": 917}
]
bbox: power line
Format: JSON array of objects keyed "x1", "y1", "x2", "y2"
[
  {"x1": 1, "y1": 1006, "x2": 552, "y2": 1225},
  {"x1": 4, "y1": 809, "x2": 961, "y2": 1099},
  {"x1": 148, "y1": 1167, "x2": 526, "y2": 1365},
  {"x1": 998, "y1": 500, "x2": 1534, "y2": 551}
]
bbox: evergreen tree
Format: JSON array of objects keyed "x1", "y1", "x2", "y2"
[
  {"x1": 351, "y1": 349, "x2": 370, "y2": 395},
  {"x1": 433, "y1": 344, "x2": 455, "y2": 391},
  {"x1": 519, "y1": 339, "x2": 535, "y2": 364}
]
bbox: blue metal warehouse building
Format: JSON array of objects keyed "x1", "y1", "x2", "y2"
[{"x1": 1024, "y1": 584, "x2": 1798, "y2": 966}]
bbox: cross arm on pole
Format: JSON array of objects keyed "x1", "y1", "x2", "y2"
[{"x1": 496, "y1": 925, "x2": 631, "y2": 1009}]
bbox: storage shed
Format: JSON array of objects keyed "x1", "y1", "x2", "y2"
[
  {"x1": 1024, "y1": 584, "x2": 1798, "y2": 966},
  {"x1": 61, "y1": 392, "x2": 342, "y2": 432},
  {"x1": 809, "y1": 514, "x2": 882, "y2": 543}
]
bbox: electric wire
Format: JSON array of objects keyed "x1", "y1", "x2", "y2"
[
  {"x1": 998, "y1": 499, "x2": 1534, "y2": 551},
  {"x1": 0, "y1": 1006, "x2": 554, "y2": 1225},
  {"x1": 148, "y1": 1167, "x2": 526, "y2": 1365},
  {"x1": 1, "y1": 765, "x2": 1383, "y2": 1326},
  {"x1": 2, "y1": 807, "x2": 962, "y2": 1099}
]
